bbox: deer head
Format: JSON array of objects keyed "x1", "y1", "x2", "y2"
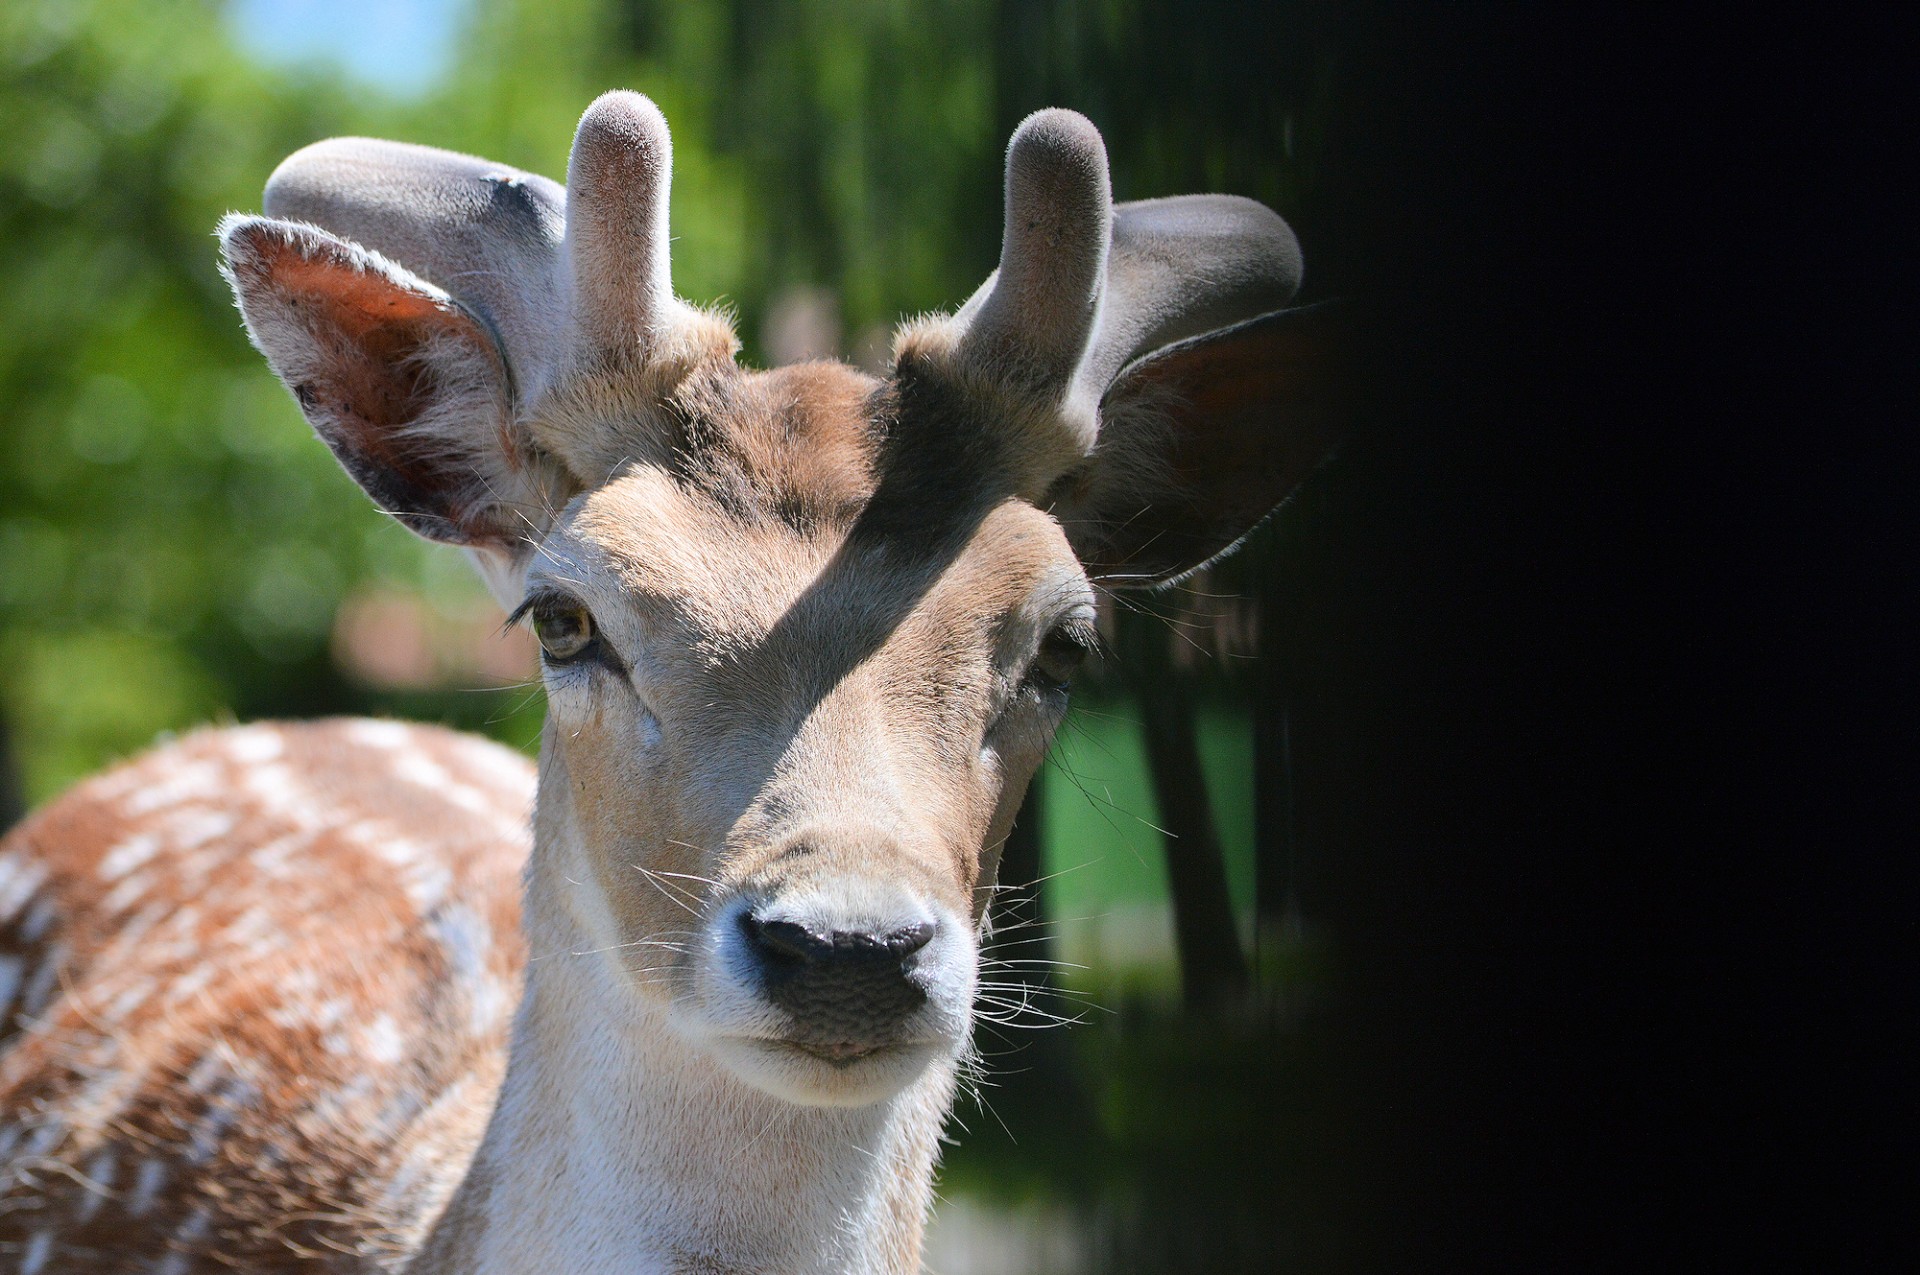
[{"x1": 219, "y1": 92, "x2": 1336, "y2": 1110}]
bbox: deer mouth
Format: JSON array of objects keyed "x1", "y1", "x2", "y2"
[
  {"x1": 791, "y1": 1039, "x2": 885, "y2": 1062},
  {"x1": 701, "y1": 1032, "x2": 954, "y2": 1106}
]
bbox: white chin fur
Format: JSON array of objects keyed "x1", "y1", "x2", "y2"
[{"x1": 705, "y1": 1035, "x2": 954, "y2": 1108}]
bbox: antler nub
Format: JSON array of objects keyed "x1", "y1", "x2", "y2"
[
  {"x1": 935, "y1": 110, "x2": 1307, "y2": 498},
  {"x1": 564, "y1": 90, "x2": 682, "y2": 360},
  {"x1": 953, "y1": 109, "x2": 1114, "y2": 453}
]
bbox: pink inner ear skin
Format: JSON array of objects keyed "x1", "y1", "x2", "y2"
[
  {"x1": 276, "y1": 252, "x2": 458, "y2": 340},
  {"x1": 254, "y1": 240, "x2": 486, "y2": 523}
]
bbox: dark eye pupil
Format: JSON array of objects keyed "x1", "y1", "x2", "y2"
[
  {"x1": 534, "y1": 607, "x2": 594, "y2": 660},
  {"x1": 1027, "y1": 625, "x2": 1093, "y2": 692}
]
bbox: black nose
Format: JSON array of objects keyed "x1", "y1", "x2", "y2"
[{"x1": 740, "y1": 913, "x2": 935, "y2": 1037}]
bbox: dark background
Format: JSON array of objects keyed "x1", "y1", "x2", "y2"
[{"x1": 1304, "y1": 6, "x2": 1912, "y2": 1267}]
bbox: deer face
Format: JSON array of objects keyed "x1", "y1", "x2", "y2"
[
  {"x1": 521, "y1": 364, "x2": 1097, "y2": 1103},
  {"x1": 222, "y1": 93, "x2": 1337, "y2": 1106}
]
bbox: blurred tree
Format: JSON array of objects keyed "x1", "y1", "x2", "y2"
[{"x1": 2, "y1": 0, "x2": 397, "y2": 803}]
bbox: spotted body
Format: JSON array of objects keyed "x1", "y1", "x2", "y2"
[{"x1": 0, "y1": 721, "x2": 531, "y2": 1272}]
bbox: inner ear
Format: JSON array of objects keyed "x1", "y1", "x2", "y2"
[
  {"x1": 1052, "y1": 304, "x2": 1344, "y2": 587},
  {"x1": 223, "y1": 216, "x2": 543, "y2": 548}
]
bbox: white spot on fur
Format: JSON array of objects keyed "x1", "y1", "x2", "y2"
[
  {"x1": 373, "y1": 1088, "x2": 426, "y2": 1142},
  {"x1": 346, "y1": 719, "x2": 413, "y2": 750},
  {"x1": 20, "y1": 948, "x2": 63, "y2": 1016},
  {"x1": 109, "y1": 901, "x2": 170, "y2": 955},
  {"x1": 23, "y1": 1120, "x2": 64, "y2": 1158},
  {"x1": 352, "y1": 823, "x2": 452, "y2": 912},
  {"x1": 0, "y1": 955, "x2": 24, "y2": 1014},
  {"x1": 449, "y1": 734, "x2": 537, "y2": 798},
  {"x1": 128, "y1": 1157, "x2": 168, "y2": 1215},
  {"x1": 247, "y1": 830, "x2": 306, "y2": 879},
  {"x1": 308, "y1": 1074, "x2": 377, "y2": 1127},
  {"x1": 432, "y1": 904, "x2": 512, "y2": 1034},
  {"x1": 364, "y1": 1012, "x2": 406, "y2": 1065},
  {"x1": 68, "y1": 1062, "x2": 141, "y2": 1136},
  {"x1": 101, "y1": 871, "x2": 152, "y2": 915},
  {"x1": 99, "y1": 832, "x2": 164, "y2": 882},
  {"x1": 122, "y1": 759, "x2": 223, "y2": 816},
  {"x1": 221, "y1": 906, "x2": 284, "y2": 952},
  {"x1": 166, "y1": 808, "x2": 236, "y2": 851},
  {"x1": 0, "y1": 854, "x2": 49, "y2": 922},
  {"x1": 106, "y1": 979, "x2": 154, "y2": 1021},
  {"x1": 77, "y1": 1147, "x2": 117, "y2": 1221},
  {"x1": 438, "y1": 903, "x2": 487, "y2": 975},
  {"x1": 392, "y1": 750, "x2": 497, "y2": 820},
  {"x1": 184, "y1": 1054, "x2": 223, "y2": 1093},
  {"x1": 20, "y1": 1230, "x2": 53, "y2": 1275},
  {"x1": 223, "y1": 725, "x2": 285, "y2": 764},
  {"x1": 188, "y1": 1095, "x2": 243, "y2": 1164},
  {"x1": 17, "y1": 896, "x2": 58, "y2": 943},
  {"x1": 239, "y1": 761, "x2": 318, "y2": 830}
]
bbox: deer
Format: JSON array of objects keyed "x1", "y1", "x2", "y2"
[{"x1": 0, "y1": 92, "x2": 1336, "y2": 1273}]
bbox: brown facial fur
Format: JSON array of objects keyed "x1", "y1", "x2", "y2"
[{"x1": 526, "y1": 354, "x2": 1091, "y2": 1005}]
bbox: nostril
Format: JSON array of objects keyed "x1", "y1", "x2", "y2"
[
  {"x1": 740, "y1": 912, "x2": 937, "y2": 966},
  {"x1": 881, "y1": 921, "x2": 935, "y2": 957},
  {"x1": 740, "y1": 907, "x2": 936, "y2": 1034},
  {"x1": 741, "y1": 914, "x2": 826, "y2": 965}
]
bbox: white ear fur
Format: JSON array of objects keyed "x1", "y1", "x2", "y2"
[
  {"x1": 262, "y1": 136, "x2": 569, "y2": 398},
  {"x1": 220, "y1": 214, "x2": 571, "y2": 576}
]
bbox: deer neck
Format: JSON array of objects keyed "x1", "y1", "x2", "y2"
[{"x1": 411, "y1": 784, "x2": 954, "y2": 1275}]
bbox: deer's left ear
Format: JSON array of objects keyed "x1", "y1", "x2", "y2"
[
  {"x1": 220, "y1": 214, "x2": 561, "y2": 551},
  {"x1": 1049, "y1": 302, "x2": 1344, "y2": 587}
]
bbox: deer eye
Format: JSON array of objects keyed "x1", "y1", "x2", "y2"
[
  {"x1": 1021, "y1": 620, "x2": 1096, "y2": 696},
  {"x1": 530, "y1": 599, "x2": 597, "y2": 663}
]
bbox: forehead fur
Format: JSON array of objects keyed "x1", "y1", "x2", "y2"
[
  {"x1": 667, "y1": 360, "x2": 890, "y2": 530},
  {"x1": 569, "y1": 453, "x2": 1080, "y2": 642},
  {"x1": 535, "y1": 344, "x2": 1092, "y2": 678},
  {"x1": 537, "y1": 338, "x2": 1039, "y2": 534}
]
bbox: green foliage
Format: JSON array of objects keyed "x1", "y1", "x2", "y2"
[
  {"x1": 1044, "y1": 695, "x2": 1259, "y2": 988},
  {"x1": 2, "y1": 0, "x2": 408, "y2": 799}
]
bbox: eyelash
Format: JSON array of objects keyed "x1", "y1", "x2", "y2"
[
  {"x1": 511, "y1": 592, "x2": 625, "y2": 676},
  {"x1": 1018, "y1": 619, "x2": 1099, "y2": 699}
]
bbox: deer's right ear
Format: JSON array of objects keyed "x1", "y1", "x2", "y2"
[{"x1": 220, "y1": 215, "x2": 560, "y2": 551}]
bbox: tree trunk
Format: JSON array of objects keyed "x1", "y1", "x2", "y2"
[
  {"x1": 1254, "y1": 571, "x2": 1306, "y2": 985},
  {"x1": 1132, "y1": 670, "x2": 1252, "y2": 1009}
]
